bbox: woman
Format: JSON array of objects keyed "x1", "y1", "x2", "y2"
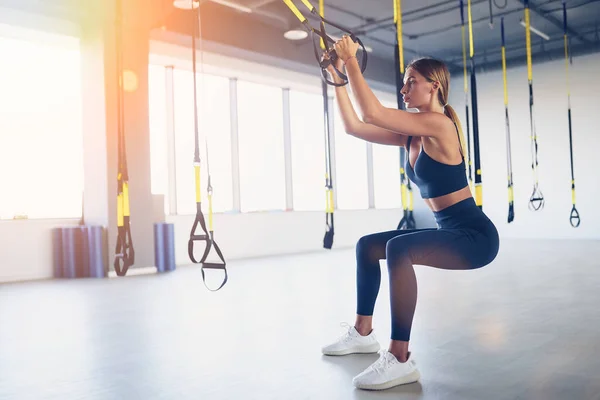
[{"x1": 321, "y1": 36, "x2": 500, "y2": 390}]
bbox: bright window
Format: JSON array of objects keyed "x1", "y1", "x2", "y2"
[
  {"x1": 289, "y1": 90, "x2": 326, "y2": 211},
  {"x1": 333, "y1": 101, "x2": 369, "y2": 210},
  {"x1": 0, "y1": 31, "x2": 83, "y2": 219},
  {"x1": 172, "y1": 69, "x2": 233, "y2": 214},
  {"x1": 372, "y1": 144, "x2": 401, "y2": 209},
  {"x1": 372, "y1": 100, "x2": 402, "y2": 209},
  {"x1": 148, "y1": 64, "x2": 169, "y2": 214},
  {"x1": 236, "y1": 80, "x2": 286, "y2": 212}
]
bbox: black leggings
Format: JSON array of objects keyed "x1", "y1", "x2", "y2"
[{"x1": 356, "y1": 198, "x2": 499, "y2": 341}]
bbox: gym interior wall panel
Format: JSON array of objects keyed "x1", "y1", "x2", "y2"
[
  {"x1": 449, "y1": 52, "x2": 600, "y2": 239},
  {"x1": 0, "y1": 219, "x2": 79, "y2": 283}
]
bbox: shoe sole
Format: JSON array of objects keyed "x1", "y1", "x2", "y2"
[
  {"x1": 322, "y1": 342, "x2": 380, "y2": 356},
  {"x1": 353, "y1": 369, "x2": 421, "y2": 390}
]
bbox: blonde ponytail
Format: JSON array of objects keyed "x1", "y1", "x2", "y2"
[{"x1": 444, "y1": 104, "x2": 467, "y2": 161}]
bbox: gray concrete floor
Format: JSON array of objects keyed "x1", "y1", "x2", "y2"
[{"x1": 1, "y1": 239, "x2": 600, "y2": 400}]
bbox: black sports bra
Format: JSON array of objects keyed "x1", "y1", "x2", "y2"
[{"x1": 405, "y1": 125, "x2": 468, "y2": 199}]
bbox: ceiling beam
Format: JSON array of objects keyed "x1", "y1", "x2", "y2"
[{"x1": 515, "y1": 0, "x2": 593, "y2": 46}]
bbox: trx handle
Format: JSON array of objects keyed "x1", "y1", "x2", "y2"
[
  {"x1": 524, "y1": 0, "x2": 544, "y2": 211},
  {"x1": 459, "y1": 0, "x2": 473, "y2": 193},
  {"x1": 189, "y1": 202, "x2": 228, "y2": 291},
  {"x1": 501, "y1": 18, "x2": 514, "y2": 223},
  {"x1": 563, "y1": 2, "x2": 580, "y2": 228},
  {"x1": 187, "y1": 4, "x2": 228, "y2": 291},
  {"x1": 113, "y1": 0, "x2": 134, "y2": 276},
  {"x1": 528, "y1": 185, "x2": 544, "y2": 211},
  {"x1": 114, "y1": 182, "x2": 135, "y2": 276},
  {"x1": 570, "y1": 204, "x2": 580, "y2": 228},
  {"x1": 282, "y1": 0, "x2": 368, "y2": 86}
]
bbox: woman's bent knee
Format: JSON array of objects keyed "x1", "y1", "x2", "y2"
[{"x1": 385, "y1": 237, "x2": 412, "y2": 267}]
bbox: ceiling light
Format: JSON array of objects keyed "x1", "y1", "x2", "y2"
[
  {"x1": 520, "y1": 19, "x2": 550, "y2": 41},
  {"x1": 210, "y1": 0, "x2": 253, "y2": 13},
  {"x1": 284, "y1": 29, "x2": 308, "y2": 40},
  {"x1": 173, "y1": 0, "x2": 252, "y2": 13},
  {"x1": 173, "y1": 0, "x2": 199, "y2": 9}
]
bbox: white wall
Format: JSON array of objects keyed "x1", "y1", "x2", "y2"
[
  {"x1": 0, "y1": 219, "x2": 80, "y2": 283},
  {"x1": 449, "y1": 52, "x2": 600, "y2": 239}
]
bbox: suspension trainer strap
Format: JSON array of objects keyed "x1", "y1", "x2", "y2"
[
  {"x1": 282, "y1": 0, "x2": 368, "y2": 87},
  {"x1": 563, "y1": 2, "x2": 580, "y2": 227},
  {"x1": 394, "y1": 0, "x2": 415, "y2": 230},
  {"x1": 501, "y1": 18, "x2": 515, "y2": 223},
  {"x1": 113, "y1": 0, "x2": 134, "y2": 276},
  {"x1": 524, "y1": 0, "x2": 544, "y2": 211},
  {"x1": 319, "y1": 0, "x2": 335, "y2": 249},
  {"x1": 459, "y1": 0, "x2": 474, "y2": 194},
  {"x1": 467, "y1": 0, "x2": 483, "y2": 210},
  {"x1": 186, "y1": 3, "x2": 227, "y2": 291}
]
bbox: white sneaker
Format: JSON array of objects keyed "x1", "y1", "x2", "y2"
[
  {"x1": 321, "y1": 322, "x2": 380, "y2": 356},
  {"x1": 352, "y1": 350, "x2": 420, "y2": 390}
]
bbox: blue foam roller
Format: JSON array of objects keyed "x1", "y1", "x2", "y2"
[
  {"x1": 79, "y1": 227, "x2": 90, "y2": 278},
  {"x1": 61, "y1": 228, "x2": 77, "y2": 278},
  {"x1": 154, "y1": 223, "x2": 166, "y2": 273},
  {"x1": 52, "y1": 228, "x2": 64, "y2": 278},
  {"x1": 163, "y1": 223, "x2": 176, "y2": 272},
  {"x1": 86, "y1": 226, "x2": 105, "y2": 278}
]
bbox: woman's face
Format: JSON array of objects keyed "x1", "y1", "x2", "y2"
[{"x1": 400, "y1": 67, "x2": 434, "y2": 109}]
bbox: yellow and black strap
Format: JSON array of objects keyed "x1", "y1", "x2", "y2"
[
  {"x1": 501, "y1": 18, "x2": 515, "y2": 223},
  {"x1": 393, "y1": 0, "x2": 415, "y2": 230},
  {"x1": 460, "y1": 0, "x2": 474, "y2": 194},
  {"x1": 186, "y1": 4, "x2": 227, "y2": 291},
  {"x1": 319, "y1": 0, "x2": 335, "y2": 249},
  {"x1": 467, "y1": 0, "x2": 483, "y2": 210},
  {"x1": 114, "y1": 0, "x2": 134, "y2": 276},
  {"x1": 524, "y1": 0, "x2": 544, "y2": 211},
  {"x1": 563, "y1": 2, "x2": 580, "y2": 227},
  {"x1": 281, "y1": 0, "x2": 368, "y2": 86}
]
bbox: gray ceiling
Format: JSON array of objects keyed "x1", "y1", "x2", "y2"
[
  {"x1": 0, "y1": 0, "x2": 598, "y2": 87},
  {"x1": 233, "y1": 0, "x2": 600, "y2": 72}
]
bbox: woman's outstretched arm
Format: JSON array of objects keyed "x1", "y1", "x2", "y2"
[
  {"x1": 326, "y1": 57, "x2": 407, "y2": 147},
  {"x1": 344, "y1": 57, "x2": 448, "y2": 138},
  {"x1": 334, "y1": 36, "x2": 449, "y2": 138},
  {"x1": 333, "y1": 83, "x2": 407, "y2": 147}
]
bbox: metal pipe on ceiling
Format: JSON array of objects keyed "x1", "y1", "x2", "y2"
[
  {"x1": 444, "y1": 25, "x2": 599, "y2": 65},
  {"x1": 448, "y1": 39, "x2": 600, "y2": 75},
  {"x1": 514, "y1": 0, "x2": 594, "y2": 45},
  {"x1": 325, "y1": 0, "x2": 481, "y2": 37},
  {"x1": 406, "y1": 6, "x2": 523, "y2": 40},
  {"x1": 375, "y1": 0, "x2": 560, "y2": 37},
  {"x1": 399, "y1": 0, "x2": 599, "y2": 41}
]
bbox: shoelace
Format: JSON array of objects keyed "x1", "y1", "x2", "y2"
[
  {"x1": 372, "y1": 350, "x2": 397, "y2": 374},
  {"x1": 338, "y1": 322, "x2": 354, "y2": 342}
]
